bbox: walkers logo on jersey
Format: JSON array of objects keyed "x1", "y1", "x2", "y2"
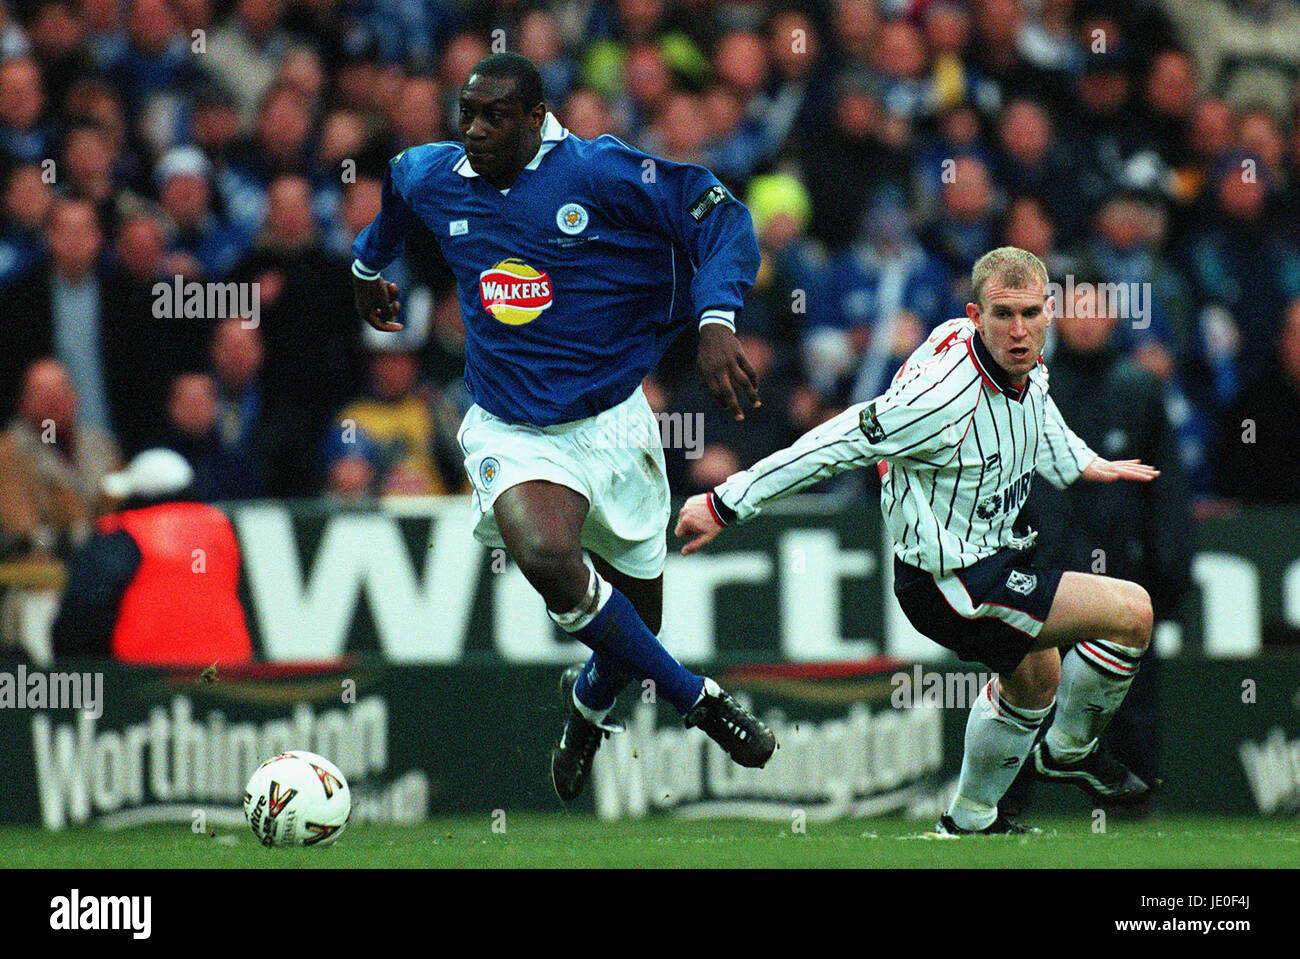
[
  {"x1": 975, "y1": 470, "x2": 1035, "y2": 520},
  {"x1": 859, "y1": 402, "x2": 887, "y2": 443},
  {"x1": 479, "y1": 258, "x2": 554, "y2": 325},
  {"x1": 556, "y1": 203, "x2": 589, "y2": 235},
  {"x1": 1006, "y1": 570, "x2": 1037, "y2": 596}
]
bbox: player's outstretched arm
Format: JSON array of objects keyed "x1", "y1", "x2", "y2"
[
  {"x1": 1079, "y1": 457, "x2": 1161, "y2": 482},
  {"x1": 698, "y1": 323, "x2": 760, "y2": 421},
  {"x1": 352, "y1": 275, "x2": 403, "y2": 332},
  {"x1": 675, "y1": 493, "x2": 724, "y2": 556}
]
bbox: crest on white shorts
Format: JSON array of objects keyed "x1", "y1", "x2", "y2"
[
  {"x1": 479, "y1": 456, "x2": 500, "y2": 490},
  {"x1": 1006, "y1": 570, "x2": 1037, "y2": 596}
]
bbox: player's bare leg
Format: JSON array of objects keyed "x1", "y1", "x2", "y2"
[{"x1": 1026, "y1": 572, "x2": 1153, "y2": 805}]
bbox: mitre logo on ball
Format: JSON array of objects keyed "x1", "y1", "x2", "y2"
[{"x1": 479, "y1": 258, "x2": 554, "y2": 325}]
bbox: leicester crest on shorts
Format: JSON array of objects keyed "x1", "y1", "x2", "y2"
[
  {"x1": 479, "y1": 456, "x2": 500, "y2": 490},
  {"x1": 1006, "y1": 569, "x2": 1037, "y2": 596}
]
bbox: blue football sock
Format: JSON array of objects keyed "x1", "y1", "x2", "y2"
[
  {"x1": 570, "y1": 587, "x2": 704, "y2": 715},
  {"x1": 574, "y1": 651, "x2": 633, "y2": 712}
]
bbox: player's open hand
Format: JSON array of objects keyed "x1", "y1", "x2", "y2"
[
  {"x1": 675, "y1": 493, "x2": 724, "y2": 555},
  {"x1": 698, "y1": 324, "x2": 760, "y2": 421},
  {"x1": 353, "y1": 274, "x2": 403, "y2": 332},
  {"x1": 1080, "y1": 457, "x2": 1161, "y2": 483}
]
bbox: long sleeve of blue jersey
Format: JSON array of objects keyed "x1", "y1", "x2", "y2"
[
  {"x1": 351, "y1": 151, "x2": 425, "y2": 275},
  {"x1": 587, "y1": 138, "x2": 760, "y2": 327}
]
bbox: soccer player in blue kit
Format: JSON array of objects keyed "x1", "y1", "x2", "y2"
[{"x1": 351, "y1": 53, "x2": 776, "y2": 802}]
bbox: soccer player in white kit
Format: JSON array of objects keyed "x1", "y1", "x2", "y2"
[{"x1": 676, "y1": 247, "x2": 1160, "y2": 834}]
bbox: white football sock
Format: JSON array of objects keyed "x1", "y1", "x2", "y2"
[
  {"x1": 948, "y1": 679, "x2": 1053, "y2": 831},
  {"x1": 1044, "y1": 641, "x2": 1141, "y2": 762}
]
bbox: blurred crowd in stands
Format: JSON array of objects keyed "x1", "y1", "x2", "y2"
[{"x1": 1, "y1": 0, "x2": 1299, "y2": 565}]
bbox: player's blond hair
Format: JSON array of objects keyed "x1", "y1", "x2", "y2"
[{"x1": 970, "y1": 247, "x2": 1049, "y2": 306}]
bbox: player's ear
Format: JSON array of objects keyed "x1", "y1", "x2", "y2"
[
  {"x1": 965, "y1": 300, "x2": 981, "y2": 329},
  {"x1": 1044, "y1": 293, "x2": 1055, "y2": 325}
]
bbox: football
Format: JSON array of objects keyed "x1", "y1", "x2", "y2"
[{"x1": 243, "y1": 750, "x2": 351, "y2": 848}]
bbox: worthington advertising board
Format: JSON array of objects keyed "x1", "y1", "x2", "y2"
[{"x1": 2, "y1": 657, "x2": 1299, "y2": 830}]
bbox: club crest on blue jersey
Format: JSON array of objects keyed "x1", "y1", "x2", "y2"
[
  {"x1": 556, "y1": 203, "x2": 589, "y2": 235},
  {"x1": 479, "y1": 457, "x2": 501, "y2": 490}
]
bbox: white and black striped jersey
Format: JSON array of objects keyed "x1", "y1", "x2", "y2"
[{"x1": 713, "y1": 317, "x2": 1097, "y2": 575}]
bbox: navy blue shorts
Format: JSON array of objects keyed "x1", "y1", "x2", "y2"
[{"x1": 894, "y1": 546, "x2": 1064, "y2": 676}]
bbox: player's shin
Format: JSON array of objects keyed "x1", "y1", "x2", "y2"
[
  {"x1": 1043, "y1": 642, "x2": 1140, "y2": 761},
  {"x1": 948, "y1": 679, "x2": 1053, "y2": 832},
  {"x1": 548, "y1": 566, "x2": 705, "y2": 714}
]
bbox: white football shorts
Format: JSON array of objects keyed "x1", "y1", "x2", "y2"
[{"x1": 457, "y1": 386, "x2": 670, "y2": 579}]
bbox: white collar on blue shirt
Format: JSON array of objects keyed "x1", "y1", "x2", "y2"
[{"x1": 453, "y1": 112, "x2": 568, "y2": 184}]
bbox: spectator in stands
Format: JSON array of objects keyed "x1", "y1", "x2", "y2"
[
  {"x1": 1138, "y1": 49, "x2": 1199, "y2": 172},
  {"x1": 24, "y1": 0, "x2": 94, "y2": 117},
  {"x1": 388, "y1": 76, "x2": 447, "y2": 154},
  {"x1": 228, "y1": 82, "x2": 315, "y2": 191},
  {"x1": 326, "y1": 338, "x2": 464, "y2": 497},
  {"x1": 106, "y1": 211, "x2": 202, "y2": 455},
  {"x1": 808, "y1": 187, "x2": 949, "y2": 405},
  {"x1": 161, "y1": 371, "x2": 255, "y2": 501},
  {"x1": 999, "y1": 192, "x2": 1076, "y2": 282},
  {"x1": 867, "y1": 17, "x2": 931, "y2": 121},
  {"x1": 662, "y1": 330, "x2": 805, "y2": 496},
  {"x1": 992, "y1": 98, "x2": 1083, "y2": 243},
  {"x1": 208, "y1": 317, "x2": 279, "y2": 498},
  {"x1": 968, "y1": 0, "x2": 1071, "y2": 116},
  {"x1": 920, "y1": 1, "x2": 999, "y2": 115},
  {"x1": 3, "y1": 197, "x2": 114, "y2": 435},
  {"x1": 58, "y1": 123, "x2": 119, "y2": 219},
  {"x1": 1214, "y1": 298, "x2": 1300, "y2": 504},
  {"x1": 701, "y1": 84, "x2": 766, "y2": 184},
  {"x1": 919, "y1": 154, "x2": 999, "y2": 297},
  {"x1": 51, "y1": 447, "x2": 253, "y2": 665},
  {"x1": 0, "y1": 358, "x2": 121, "y2": 560},
  {"x1": 561, "y1": 86, "x2": 623, "y2": 141},
  {"x1": 1184, "y1": 151, "x2": 1300, "y2": 404},
  {"x1": 754, "y1": 6, "x2": 833, "y2": 162},
  {"x1": 203, "y1": 0, "x2": 294, "y2": 123},
  {"x1": 743, "y1": 172, "x2": 829, "y2": 359},
  {"x1": 0, "y1": 56, "x2": 52, "y2": 165},
  {"x1": 155, "y1": 144, "x2": 250, "y2": 278},
  {"x1": 830, "y1": 0, "x2": 879, "y2": 71},
  {"x1": 517, "y1": 6, "x2": 577, "y2": 107},
  {"x1": 914, "y1": 102, "x2": 996, "y2": 223},
  {"x1": 0, "y1": 162, "x2": 52, "y2": 287},
  {"x1": 107, "y1": 0, "x2": 211, "y2": 114},
  {"x1": 1069, "y1": 46, "x2": 1146, "y2": 214},
  {"x1": 228, "y1": 173, "x2": 362, "y2": 493},
  {"x1": 1081, "y1": 190, "x2": 1195, "y2": 374},
  {"x1": 800, "y1": 71, "x2": 911, "y2": 250}
]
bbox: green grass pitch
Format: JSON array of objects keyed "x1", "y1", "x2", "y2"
[{"x1": 1, "y1": 814, "x2": 1296, "y2": 868}]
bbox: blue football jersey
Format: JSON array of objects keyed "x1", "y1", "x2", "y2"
[{"x1": 352, "y1": 114, "x2": 760, "y2": 426}]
